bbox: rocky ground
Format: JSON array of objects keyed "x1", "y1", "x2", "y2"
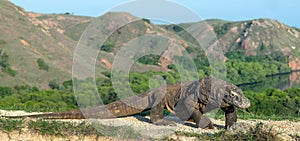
[{"x1": 0, "y1": 110, "x2": 300, "y2": 141}]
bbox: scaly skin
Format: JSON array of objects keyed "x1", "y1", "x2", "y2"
[{"x1": 3, "y1": 77, "x2": 250, "y2": 129}]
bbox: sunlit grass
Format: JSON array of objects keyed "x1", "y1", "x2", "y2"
[
  {"x1": 170, "y1": 122, "x2": 279, "y2": 141},
  {"x1": 0, "y1": 118, "x2": 141, "y2": 139}
]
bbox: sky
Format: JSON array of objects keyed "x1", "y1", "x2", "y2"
[{"x1": 8, "y1": 0, "x2": 300, "y2": 27}]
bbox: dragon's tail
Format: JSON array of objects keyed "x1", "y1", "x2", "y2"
[
  {"x1": 2, "y1": 110, "x2": 85, "y2": 119},
  {"x1": 2, "y1": 93, "x2": 151, "y2": 119}
]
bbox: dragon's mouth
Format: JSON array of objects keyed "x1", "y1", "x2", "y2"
[{"x1": 235, "y1": 98, "x2": 251, "y2": 109}]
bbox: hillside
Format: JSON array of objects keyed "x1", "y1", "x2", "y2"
[
  {"x1": 0, "y1": 0, "x2": 191, "y2": 87},
  {"x1": 1, "y1": 0, "x2": 300, "y2": 88},
  {"x1": 0, "y1": 0, "x2": 92, "y2": 88},
  {"x1": 164, "y1": 19, "x2": 300, "y2": 70}
]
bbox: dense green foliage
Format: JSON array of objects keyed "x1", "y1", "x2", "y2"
[
  {"x1": 97, "y1": 70, "x2": 179, "y2": 104},
  {"x1": 0, "y1": 86, "x2": 77, "y2": 112},
  {"x1": 245, "y1": 88, "x2": 300, "y2": 117},
  {"x1": 225, "y1": 51, "x2": 290, "y2": 84},
  {"x1": 225, "y1": 50, "x2": 288, "y2": 63},
  {"x1": 37, "y1": 58, "x2": 49, "y2": 71},
  {"x1": 134, "y1": 48, "x2": 290, "y2": 86},
  {"x1": 239, "y1": 73, "x2": 290, "y2": 92},
  {"x1": 137, "y1": 54, "x2": 160, "y2": 65},
  {"x1": 0, "y1": 86, "x2": 13, "y2": 98}
]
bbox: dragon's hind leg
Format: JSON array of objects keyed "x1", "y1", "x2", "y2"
[
  {"x1": 150, "y1": 101, "x2": 176, "y2": 126},
  {"x1": 189, "y1": 110, "x2": 214, "y2": 129}
]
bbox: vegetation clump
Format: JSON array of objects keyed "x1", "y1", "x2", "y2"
[
  {"x1": 173, "y1": 122, "x2": 279, "y2": 141},
  {"x1": 0, "y1": 119, "x2": 141, "y2": 139},
  {"x1": 0, "y1": 49, "x2": 16, "y2": 76},
  {"x1": 0, "y1": 119, "x2": 23, "y2": 132},
  {"x1": 37, "y1": 58, "x2": 49, "y2": 71}
]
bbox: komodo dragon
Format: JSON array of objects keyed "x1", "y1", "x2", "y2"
[{"x1": 3, "y1": 77, "x2": 250, "y2": 129}]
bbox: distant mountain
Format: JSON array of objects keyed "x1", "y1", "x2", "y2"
[
  {"x1": 216, "y1": 19, "x2": 300, "y2": 55},
  {"x1": 165, "y1": 18, "x2": 300, "y2": 70},
  {"x1": 1, "y1": 0, "x2": 300, "y2": 88}
]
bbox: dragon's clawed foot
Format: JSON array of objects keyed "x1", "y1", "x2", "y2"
[
  {"x1": 153, "y1": 119, "x2": 176, "y2": 126},
  {"x1": 197, "y1": 116, "x2": 214, "y2": 129},
  {"x1": 226, "y1": 122, "x2": 237, "y2": 131},
  {"x1": 201, "y1": 122, "x2": 214, "y2": 129}
]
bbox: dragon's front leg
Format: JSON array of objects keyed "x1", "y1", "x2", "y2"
[{"x1": 221, "y1": 105, "x2": 237, "y2": 129}]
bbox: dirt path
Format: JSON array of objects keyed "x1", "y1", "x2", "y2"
[{"x1": 1, "y1": 110, "x2": 300, "y2": 140}]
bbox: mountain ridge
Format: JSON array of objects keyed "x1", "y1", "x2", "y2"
[{"x1": 1, "y1": 0, "x2": 300, "y2": 88}]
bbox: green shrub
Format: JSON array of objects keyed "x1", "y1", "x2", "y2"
[
  {"x1": 0, "y1": 119, "x2": 23, "y2": 132},
  {"x1": 14, "y1": 85, "x2": 39, "y2": 92},
  {"x1": 213, "y1": 23, "x2": 231, "y2": 37},
  {"x1": 100, "y1": 43, "x2": 114, "y2": 52},
  {"x1": 2, "y1": 67, "x2": 16, "y2": 76},
  {"x1": 0, "y1": 86, "x2": 13, "y2": 97},
  {"x1": 137, "y1": 54, "x2": 160, "y2": 65},
  {"x1": 0, "y1": 49, "x2": 9, "y2": 68},
  {"x1": 0, "y1": 49, "x2": 16, "y2": 76},
  {"x1": 37, "y1": 58, "x2": 49, "y2": 71},
  {"x1": 49, "y1": 80, "x2": 60, "y2": 90},
  {"x1": 141, "y1": 18, "x2": 150, "y2": 24}
]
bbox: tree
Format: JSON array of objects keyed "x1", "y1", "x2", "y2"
[{"x1": 141, "y1": 18, "x2": 151, "y2": 24}]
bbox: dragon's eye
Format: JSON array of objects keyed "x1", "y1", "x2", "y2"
[
  {"x1": 230, "y1": 93, "x2": 235, "y2": 97},
  {"x1": 230, "y1": 91, "x2": 237, "y2": 97}
]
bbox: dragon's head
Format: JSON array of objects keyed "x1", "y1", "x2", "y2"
[{"x1": 222, "y1": 84, "x2": 251, "y2": 109}]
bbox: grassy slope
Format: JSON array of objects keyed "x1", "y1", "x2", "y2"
[{"x1": 0, "y1": 1, "x2": 92, "y2": 87}]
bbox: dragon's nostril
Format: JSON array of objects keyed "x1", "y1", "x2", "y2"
[{"x1": 235, "y1": 97, "x2": 239, "y2": 101}]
